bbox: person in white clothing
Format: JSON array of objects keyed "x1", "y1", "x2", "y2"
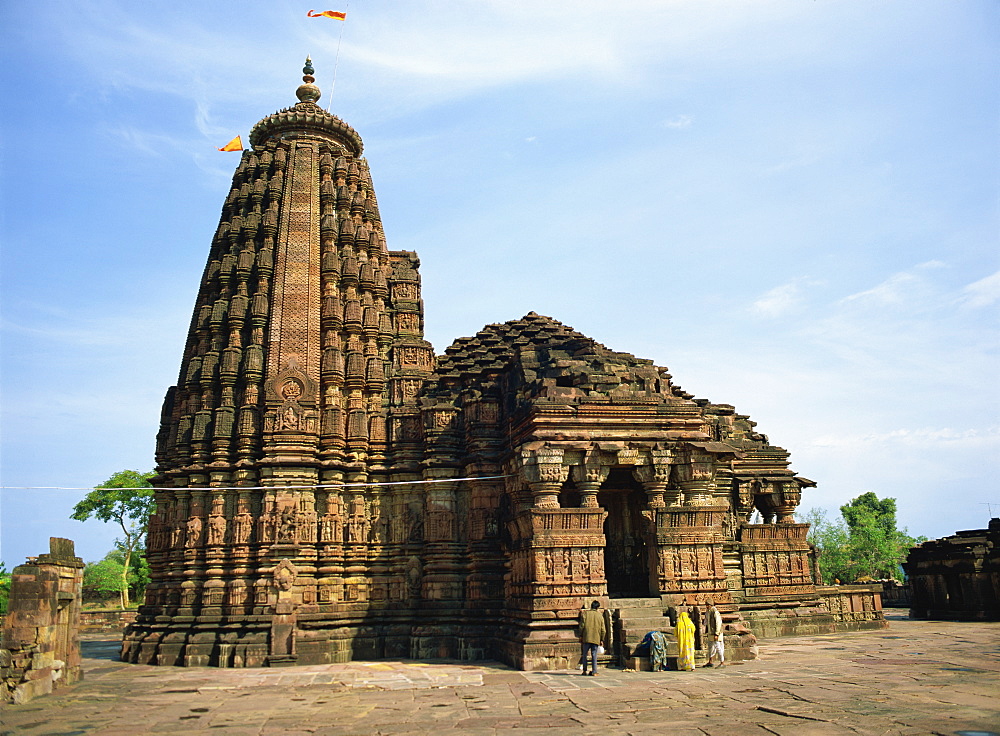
[{"x1": 704, "y1": 600, "x2": 725, "y2": 668}]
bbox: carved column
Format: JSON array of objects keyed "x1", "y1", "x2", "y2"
[
  {"x1": 632, "y1": 448, "x2": 674, "y2": 509},
  {"x1": 570, "y1": 453, "x2": 608, "y2": 509},
  {"x1": 733, "y1": 478, "x2": 756, "y2": 523},
  {"x1": 754, "y1": 480, "x2": 799, "y2": 524},
  {"x1": 675, "y1": 449, "x2": 717, "y2": 506},
  {"x1": 773, "y1": 481, "x2": 801, "y2": 523},
  {"x1": 521, "y1": 446, "x2": 567, "y2": 509}
]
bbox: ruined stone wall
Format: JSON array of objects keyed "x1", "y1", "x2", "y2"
[
  {"x1": 1, "y1": 538, "x2": 84, "y2": 704},
  {"x1": 817, "y1": 584, "x2": 886, "y2": 630},
  {"x1": 878, "y1": 579, "x2": 911, "y2": 608},
  {"x1": 79, "y1": 609, "x2": 139, "y2": 633},
  {"x1": 904, "y1": 519, "x2": 1000, "y2": 621}
]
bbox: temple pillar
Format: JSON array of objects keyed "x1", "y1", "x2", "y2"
[
  {"x1": 754, "y1": 479, "x2": 805, "y2": 524},
  {"x1": 675, "y1": 448, "x2": 720, "y2": 506},
  {"x1": 528, "y1": 482, "x2": 561, "y2": 509},
  {"x1": 569, "y1": 450, "x2": 609, "y2": 509},
  {"x1": 632, "y1": 447, "x2": 675, "y2": 509},
  {"x1": 519, "y1": 445, "x2": 567, "y2": 509}
]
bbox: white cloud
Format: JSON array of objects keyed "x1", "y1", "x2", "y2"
[
  {"x1": 839, "y1": 261, "x2": 948, "y2": 309},
  {"x1": 45, "y1": 0, "x2": 880, "y2": 132},
  {"x1": 750, "y1": 276, "x2": 827, "y2": 319},
  {"x1": 663, "y1": 115, "x2": 693, "y2": 129},
  {"x1": 751, "y1": 281, "x2": 805, "y2": 318},
  {"x1": 960, "y1": 269, "x2": 1000, "y2": 309},
  {"x1": 107, "y1": 126, "x2": 196, "y2": 159}
]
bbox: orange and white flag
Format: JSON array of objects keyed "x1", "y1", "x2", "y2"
[
  {"x1": 217, "y1": 135, "x2": 243, "y2": 152},
  {"x1": 307, "y1": 10, "x2": 346, "y2": 20}
]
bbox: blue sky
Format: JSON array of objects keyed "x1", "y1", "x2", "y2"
[{"x1": 1, "y1": 0, "x2": 997, "y2": 568}]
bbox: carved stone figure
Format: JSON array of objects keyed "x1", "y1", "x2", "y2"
[
  {"x1": 233, "y1": 513, "x2": 253, "y2": 545},
  {"x1": 406, "y1": 557, "x2": 422, "y2": 597},
  {"x1": 277, "y1": 405, "x2": 300, "y2": 431},
  {"x1": 185, "y1": 516, "x2": 202, "y2": 548},
  {"x1": 277, "y1": 509, "x2": 296, "y2": 543},
  {"x1": 208, "y1": 515, "x2": 227, "y2": 546},
  {"x1": 273, "y1": 560, "x2": 297, "y2": 592}
]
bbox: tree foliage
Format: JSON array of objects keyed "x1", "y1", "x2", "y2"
[
  {"x1": 82, "y1": 549, "x2": 149, "y2": 605},
  {"x1": 0, "y1": 562, "x2": 11, "y2": 616},
  {"x1": 71, "y1": 469, "x2": 155, "y2": 608},
  {"x1": 805, "y1": 493, "x2": 926, "y2": 584},
  {"x1": 83, "y1": 556, "x2": 127, "y2": 597},
  {"x1": 804, "y1": 507, "x2": 851, "y2": 584}
]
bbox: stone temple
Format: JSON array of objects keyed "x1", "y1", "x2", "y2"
[{"x1": 123, "y1": 61, "x2": 884, "y2": 670}]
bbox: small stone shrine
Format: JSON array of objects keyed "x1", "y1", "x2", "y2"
[
  {"x1": 1, "y1": 538, "x2": 84, "y2": 704},
  {"x1": 122, "y1": 61, "x2": 884, "y2": 669},
  {"x1": 904, "y1": 519, "x2": 1000, "y2": 621}
]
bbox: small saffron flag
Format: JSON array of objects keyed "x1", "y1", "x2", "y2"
[
  {"x1": 307, "y1": 9, "x2": 347, "y2": 20},
  {"x1": 217, "y1": 135, "x2": 243, "y2": 152}
]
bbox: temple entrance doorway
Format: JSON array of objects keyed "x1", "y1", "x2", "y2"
[{"x1": 599, "y1": 478, "x2": 650, "y2": 597}]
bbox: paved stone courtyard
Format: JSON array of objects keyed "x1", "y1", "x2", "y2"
[{"x1": 3, "y1": 612, "x2": 998, "y2": 735}]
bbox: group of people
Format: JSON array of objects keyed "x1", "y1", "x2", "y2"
[{"x1": 578, "y1": 599, "x2": 725, "y2": 675}]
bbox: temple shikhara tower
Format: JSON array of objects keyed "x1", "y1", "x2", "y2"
[{"x1": 123, "y1": 61, "x2": 884, "y2": 670}]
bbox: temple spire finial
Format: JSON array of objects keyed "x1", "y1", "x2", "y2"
[{"x1": 296, "y1": 56, "x2": 321, "y2": 104}]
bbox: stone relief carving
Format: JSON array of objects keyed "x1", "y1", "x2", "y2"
[{"x1": 273, "y1": 560, "x2": 297, "y2": 592}]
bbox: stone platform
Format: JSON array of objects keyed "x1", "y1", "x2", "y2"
[{"x1": 2, "y1": 612, "x2": 997, "y2": 735}]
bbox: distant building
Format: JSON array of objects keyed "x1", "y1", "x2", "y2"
[
  {"x1": 904, "y1": 519, "x2": 1000, "y2": 621},
  {"x1": 122, "y1": 61, "x2": 884, "y2": 670}
]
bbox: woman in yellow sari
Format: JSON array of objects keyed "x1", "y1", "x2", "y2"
[{"x1": 675, "y1": 610, "x2": 695, "y2": 671}]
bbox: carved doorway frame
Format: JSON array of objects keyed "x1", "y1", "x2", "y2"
[{"x1": 598, "y1": 480, "x2": 651, "y2": 598}]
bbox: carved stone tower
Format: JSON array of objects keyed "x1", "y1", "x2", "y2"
[
  {"x1": 128, "y1": 60, "x2": 434, "y2": 666},
  {"x1": 124, "y1": 61, "x2": 884, "y2": 670}
]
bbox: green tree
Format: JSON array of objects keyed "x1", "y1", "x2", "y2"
[
  {"x1": 841, "y1": 492, "x2": 897, "y2": 538},
  {"x1": 804, "y1": 495, "x2": 926, "y2": 584},
  {"x1": 0, "y1": 562, "x2": 11, "y2": 615},
  {"x1": 105, "y1": 547, "x2": 150, "y2": 604},
  {"x1": 81, "y1": 549, "x2": 150, "y2": 606},
  {"x1": 71, "y1": 469, "x2": 155, "y2": 609},
  {"x1": 83, "y1": 556, "x2": 127, "y2": 602},
  {"x1": 803, "y1": 507, "x2": 851, "y2": 584},
  {"x1": 840, "y1": 492, "x2": 925, "y2": 581}
]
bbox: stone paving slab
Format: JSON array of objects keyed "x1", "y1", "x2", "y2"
[{"x1": 2, "y1": 612, "x2": 998, "y2": 735}]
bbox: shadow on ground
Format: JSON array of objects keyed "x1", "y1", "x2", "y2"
[{"x1": 81, "y1": 638, "x2": 122, "y2": 662}]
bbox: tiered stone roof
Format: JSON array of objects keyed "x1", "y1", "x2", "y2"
[
  {"x1": 432, "y1": 312, "x2": 593, "y2": 378},
  {"x1": 423, "y1": 311, "x2": 690, "y2": 406},
  {"x1": 249, "y1": 102, "x2": 363, "y2": 156}
]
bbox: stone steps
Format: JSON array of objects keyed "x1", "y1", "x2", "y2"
[
  {"x1": 619, "y1": 614, "x2": 673, "y2": 629},
  {"x1": 610, "y1": 598, "x2": 678, "y2": 662},
  {"x1": 609, "y1": 597, "x2": 664, "y2": 609}
]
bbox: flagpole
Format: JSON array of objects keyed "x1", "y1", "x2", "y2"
[{"x1": 327, "y1": 1, "x2": 350, "y2": 111}]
